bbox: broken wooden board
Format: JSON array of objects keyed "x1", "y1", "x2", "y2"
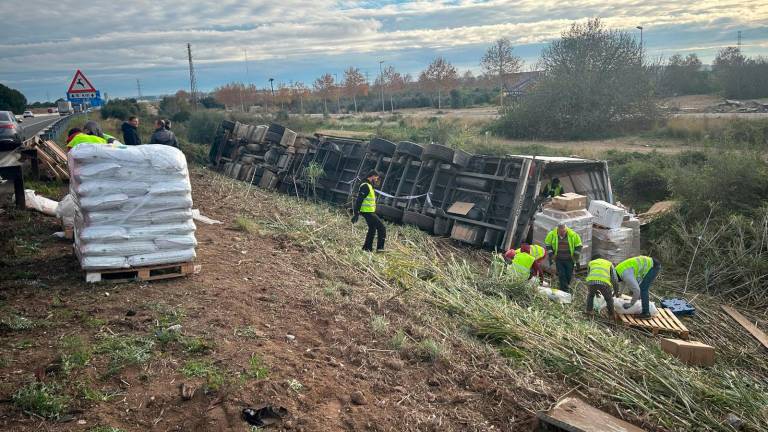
[
  {"x1": 538, "y1": 396, "x2": 645, "y2": 432},
  {"x1": 721, "y1": 306, "x2": 768, "y2": 350},
  {"x1": 446, "y1": 201, "x2": 475, "y2": 215},
  {"x1": 28, "y1": 137, "x2": 70, "y2": 181},
  {"x1": 617, "y1": 308, "x2": 689, "y2": 339}
]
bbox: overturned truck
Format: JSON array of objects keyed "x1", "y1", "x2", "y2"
[{"x1": 209, "y1": 120, "x2": 614, "y2": 251}]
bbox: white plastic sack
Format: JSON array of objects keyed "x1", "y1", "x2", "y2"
[
  {"x1": 24, "y1": 190, "x2": 58, "y2": 216},
  {"x1": 128, "y1": 249, "x2": 196, "y2": 267},
  {"x1": 594, "y1": 297, "x2": 659, "y2": 316},
  {"x1": 537, "y1": 287, "x2": 573, "y2": 304},
  {"x1": 80, "y1": 255, "x2": 129, "y2": 270},
  {"x1": 79, "y1": 241, "x2": 158, "y2": 256},
  {"x1": 56, "y1": 194, "x2": 75, "y2": 227}
]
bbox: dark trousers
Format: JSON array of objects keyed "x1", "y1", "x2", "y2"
[
  {"x1": 639, "y1": 260, "x2": 662, "y2": 314},
  {"x1": 555, "y1": 259, "x2": 574, "y2": 292},
  {"x1": 362, "y1": 212, "x2": 386, "y2": 251},
  {"x1": 586, "y1": 283, "x2": 614, "y2": 315}
]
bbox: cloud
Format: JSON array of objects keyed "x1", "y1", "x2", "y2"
[{"x1": 1, "y1": 0, "x2": 766, "y2": 100}]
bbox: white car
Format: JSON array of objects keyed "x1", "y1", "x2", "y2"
[{"x1": 23, "y1": 110, "x2": 34, "y2": 118}]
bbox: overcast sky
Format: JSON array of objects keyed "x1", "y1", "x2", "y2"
[{"x1": 1, "y1": 0, "x2": 766, "y2": 102}]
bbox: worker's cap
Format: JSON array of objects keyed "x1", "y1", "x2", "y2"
[
  {"x1": 552, "y1": 177, "x2": 560, "y2": 183},
  {"x1": 365, "y1": 170, "x2": 381, "y2": 179},
  {"x1": 503, "y1": 249, "x2": 515, "y2": 261},
  {"x1": 557, "y1": 222, "x2": 567, "y2": 228}
]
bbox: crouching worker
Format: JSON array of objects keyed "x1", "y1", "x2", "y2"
[
  {"x1": 351, "y1": 170, "x2": 386, "y2": 252},
  {"x1": 616, "y1": 255, "x2": 661, "y2": 319},
  {"x1": 503, "y1": 245, "x2": 535, "y2": 280},
  {"x1": 585, "y1": 256, "x2": 619, "y2": 317},
  {"x1": 504, "y1": 243, "x2": 546, "y2": 279}
]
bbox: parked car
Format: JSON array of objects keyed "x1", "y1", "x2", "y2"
[
  {"x1": 0, "y1": 111, "x2": 25, "y2": 151},
  {"x1": 23, "y1": 110, "x2": 34, "y2": 118}
]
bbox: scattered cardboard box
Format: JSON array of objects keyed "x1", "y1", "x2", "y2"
[
  {"x1": 446, "y1": 201, "x2": 475, "y2": 216},
  {"x1": 588, "y1": 200, "x2": 625, "y2": 228},
  {"x1": 660, "y1": 338, "x2": 715, "y2": 367},
  {"x1": 551, "y1": 193, "x2": 587, "y2": 211}
]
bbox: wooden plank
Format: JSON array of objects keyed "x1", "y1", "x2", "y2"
[
  {"x1": 538, "y1": 396, "x2": 645, "y2": 432},
  {"x1": 722, "y1": 306, "x2": 768, "y2": 349},
  {"x1": 44, "y1": 140, "x2": 68, "y2": 161}
]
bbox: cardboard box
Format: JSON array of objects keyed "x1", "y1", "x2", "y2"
[
  {"x1": 588, "y1": 200, "x2": 625, "y2": 228},
  {"x1": 551, "y1": 193, "x2": 587, "y2": 211},
  {"x1": 660, "y1": 338, "x2": 715, "y2": 367},
  {"x1": 450, "y1": 222, "x2": 484, "y2": 245}
]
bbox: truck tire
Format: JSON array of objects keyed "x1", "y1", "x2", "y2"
[
  {"x1": 246, "y1": 144, "x2": 262, "y2": 153},
  {"x1": 376, "y1": 204, "x2": 403, "y2": 222},
  {"x1": 395, "y1": 141, "x2": 423, "y2": 159},
  {"x1": 402, "y1": 211, "x2": 435, "y2": 232},
  {"x1": 240, "y1": 155, "x2": 255, "y2": 164},
  {"x1": 422, "y1": 144, "x2": 454, "y2": 163},
  {"x1": 368, "y1": 138, "x2": 396, "y2": 156},
  {"x1": 221, "y1": 120, "x2": 236, "y2": 131},
  {"x1": 452, "y1": 149, "x2": 471, "y2": 168},
  {"x1": 267, "y1": 123, "x2": 286, "y2": 135},
  {"x1": 265, "y1": 131, "x2": 282, "y2": 144}
]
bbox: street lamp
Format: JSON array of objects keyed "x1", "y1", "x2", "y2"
[
  {"x1": 268, "y1": 78, "x2": 275, "y2": 112},
  {"x1": 636, "y1": 26, "x2": 644, "y2": 51},
  {"x1": 378, "y1": 60, "x2": 385, "y2": 113}
]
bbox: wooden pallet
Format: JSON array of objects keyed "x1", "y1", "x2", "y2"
[
  {"x1": 85, "y1": 261, "x2": 194, "y2": 283},
  {"x1": 618, "y1": 308, "x2": 690, "y2": 339}
]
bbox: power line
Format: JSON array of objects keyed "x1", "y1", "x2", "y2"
[{"x1": 187, "y1": 43, "x2": 198, "y2": 109}]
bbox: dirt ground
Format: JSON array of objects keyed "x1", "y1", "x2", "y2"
[{"x1": 0, "y1": 169, "x2": 550, "y2": 431}]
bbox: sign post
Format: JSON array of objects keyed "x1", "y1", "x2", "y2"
[{"x1": 67, "y1": 69, "x2": 103, "y2": 108}]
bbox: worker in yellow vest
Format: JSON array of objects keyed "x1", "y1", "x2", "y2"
[
  {"x1": 503, "y1": 244, "x2": 536, "y2": 279},
  {"x1": 585, "y1": 256, "x2": 619, "y2": 316},
  {"x1": 616, "y1": 255, "x2": 661, "y2": 318},
  {"x1": 351, "y1": 170, "x2": 386, "y2": 252},
  {"x1": 504, "y1": 243, "x2": 546, "y2": 279},
  {"x1": 544, "y1": 222, "x2": 582, "y2": 293},
  {"x1": 66, "y1": 121, "x2": 115, "y2": 150}
]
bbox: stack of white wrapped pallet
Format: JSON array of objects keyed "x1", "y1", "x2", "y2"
[
  {"x1": 533, "y1": 198, "x2": 593, "y2": 268},
  {"x1": 68, "y1": 144, "x2": 196, "y2": 275},
  {"x1": 588, "y1": 200, "x2": 640, "y2": 263}
]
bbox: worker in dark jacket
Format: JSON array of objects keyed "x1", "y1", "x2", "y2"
[
  {"x1": 121, "y1": 116, "x2": 141, "y2": 146},
  {"x1": 351, "y1": 170, "x2": 386, "y2": 252},
  {"x1": 149, "y1": 119, "x2": 179, "y2": 148}
]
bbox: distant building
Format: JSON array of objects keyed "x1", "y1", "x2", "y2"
[{"x1": 504, "y1": 71, "x2": 543, "y2": 100}]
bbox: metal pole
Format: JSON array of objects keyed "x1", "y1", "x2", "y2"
[
  {"x1": 269, "y1": 78, "x2": 275, "y2": 112},
  {"x1": 636, "y1": 26, "x2": 643, "y2": 54},
  {"x1": 379, "y1": 60, "x2": 385, "y2": 113}
]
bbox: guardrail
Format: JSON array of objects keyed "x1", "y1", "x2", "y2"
[{"x1": 39, "y1": 113, "x2": 86, "y2": 142}]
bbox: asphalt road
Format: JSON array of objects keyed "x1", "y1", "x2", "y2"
[{"x1": 19, "y1": 114, "x2": 61, "y2": 139}]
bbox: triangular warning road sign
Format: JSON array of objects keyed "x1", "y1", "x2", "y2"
[{"x1": 67, "y1": 69, "x2": 96, "y2": 93}]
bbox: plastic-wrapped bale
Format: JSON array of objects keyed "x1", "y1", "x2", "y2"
[
  {"x1": 622, "y1": 217, "x2": 641, "y2": 257},
  {"x1": 532, "y1": 208, "x2": 593, "y2": 267},
  {"x1": 592, "y1": 225, "x2": 633, "y2": 264},
  {"x1": 68, "y1": 144, "x2": 196, "y2": 270}
]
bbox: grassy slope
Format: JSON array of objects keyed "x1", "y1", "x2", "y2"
[{"x1": 217, "y1": 170, "x2": 768, "y2": 432}]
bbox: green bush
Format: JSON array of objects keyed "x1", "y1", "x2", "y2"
[
  {"x1": 101, "y1": 99, "x2": 140, "y2": 120},
  {"x1": 611, "y1": 160, "x2": 670, "y2": 208},
  {"x1": 186, "y1": 111, "x2": 225, "y2": 144}
]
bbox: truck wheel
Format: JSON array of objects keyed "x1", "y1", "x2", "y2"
[
  {"x1": 452, "y1": 149, "x2": 471, "y2": 168},
  {"x1": 267, "y1": 123, "x2": 286, "y2": 135},
  {"x1": 395, "y1": 141, "x2": 423, "y2": 159},
  {"x1": 422, "y1": 144, "x2": 454, "y2": 163},
  {"x1": 433, "y1": 216, "x2": 453, "y2": 236},
  {"x1": 368, "y1": 138, "x2": 396, "y2": 156}
]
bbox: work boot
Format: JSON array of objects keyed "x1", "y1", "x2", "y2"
[{"x1": 638, "y1": 312, "x2": 652, "y2": 319}]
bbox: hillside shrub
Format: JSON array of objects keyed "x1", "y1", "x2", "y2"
[{"x1": 186, "y1": 111, "x2": 225, "y2": 144}]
